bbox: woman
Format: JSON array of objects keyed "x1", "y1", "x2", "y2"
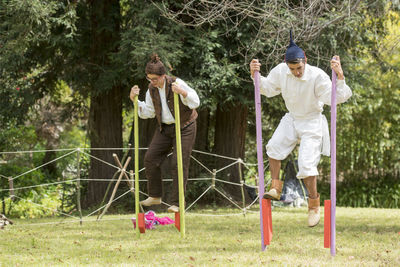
[{"x1": 130, "y1": 54, "x2": 200, "y2": 212}]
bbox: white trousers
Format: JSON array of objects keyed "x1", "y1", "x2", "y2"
[{"x1": 266, "y1": 113, "x2": 327, "y2": 179}]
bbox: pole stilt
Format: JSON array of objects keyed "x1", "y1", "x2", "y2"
[
  {"x1": 253, "y1": 70, "x2": 271, "y2": 251},
  {"x1": 174, "y1": 91, "x2": 185, "y2": 237},
  {"x1": 325, "y1": 60, "x2": 338, "y2": 256}
]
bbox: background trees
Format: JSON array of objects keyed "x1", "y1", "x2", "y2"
[{"x1": 0, "y1": 0, "x2": 399, "y2": 211}]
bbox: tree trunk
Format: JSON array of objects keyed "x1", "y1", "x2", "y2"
[
  {"x1": 42, "y1": 147, "x2": 57, "y2": 178},
  {"x1": 86, "y1": 88, "x2": 122, "y2": 207},
  {"x1": 85, "y1": 0, "x2": 122, "y2": 208},
  {"x1": 213, "y1": 102, "x2": 249, "y2": 202},
  {"x1": 194, "y1": 107, "x2": 210, "y2": 151},
  {"x1": 190, "y1": 107, "x2": 210, "y2": 177}
]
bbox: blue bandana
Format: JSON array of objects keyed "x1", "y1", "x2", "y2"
[{"x1": 285, "y1": 30, "x2": 305, "y2": 62}]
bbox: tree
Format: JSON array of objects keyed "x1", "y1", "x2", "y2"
[
  {"x1": 1, "y1": 0, "x2": 399, "y2": 210},
  {"x1": 153, "y1": 0, "x2": 371, "y2": 199},
  {"x1": 0, "y1": 0, "x2": 124, "y2": 207},
  {"x1": 0, "y1": 0, "x2": 81, "y2": 180},
  {"x1": 83, "y1": 0, "x2": 124, "y2": 207},
  {"x1": 334, "y1": 5, "x2": 400, "y2": 179}
]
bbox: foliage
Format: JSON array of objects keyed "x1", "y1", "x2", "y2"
[
  {"x1": 1, "y1": 187, "x2": 62, "y2": 219},
  {"x1": 0, "y1": 0, "x2": 399, "y2": 210},
  {"x1": 0, "y1": 148, "x2": 90, "y2": 217},
  {"x1": 154, "y1": 1, "x2": 400, "y2": 189},
  {"x1": 0, "y1": 0, "x2": 78, "y2": 125},
  {"x1": 0, "y1": 125, "x2": 40, "y2": 205},
  {"x1": 327, "y1": 5, "x2": 400, "y2": 179},
  {"x1": 116, "y1": 0, "x2": 186, "y2": 96},
  {"x1": 0, "y1": 124, "x2": 37, "y2": 152},
  {"x1": 0, "y1": 122, "x2": 88, "y2": 217},
  {"x1": 320, "y1": 174, "x2": 400, "y2": 209}
]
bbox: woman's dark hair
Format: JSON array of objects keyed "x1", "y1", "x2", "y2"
[{"x1": 145, "y1": 54, "x2": 166, "y2": 75}]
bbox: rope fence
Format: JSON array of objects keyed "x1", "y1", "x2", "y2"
[{"x1": 0, "y1": 147, "x2": 271, "y2": 227}]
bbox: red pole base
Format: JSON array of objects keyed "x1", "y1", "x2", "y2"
[
  {"x1": 261, "y1": 199, "x2": 273, "y2": 245},
  {"x1": 138, "y1": 213, "x2": 146, "y2": 234},
  {"x1": 324, "y1": 200, "x2": 331, "y2": 248},
  {"x1": 174, "y1": 212, "x2": 180, "y2": 231}
]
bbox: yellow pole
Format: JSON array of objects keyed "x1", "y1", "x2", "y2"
[
  {"x1": 134, "y1": 95, "x2": 140, "y2": 238},
  {"x1": 174, "y1": 92, "x2": 185, "y2": 238}
]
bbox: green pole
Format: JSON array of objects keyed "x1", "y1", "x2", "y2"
[
  {"x1": 134, "y1": 95, "x2": 140, "y2": 238},
  {"x1": 174, "y1": 92, "x2": 185, "y2": 238}
]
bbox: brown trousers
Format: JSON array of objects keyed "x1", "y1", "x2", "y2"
[{"x1": 144, "y1": 121, "x2": 196, "y2": 205}]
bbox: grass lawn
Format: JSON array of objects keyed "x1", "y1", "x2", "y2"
[{"x1": 1, "y1": 206, "x2": 399, "y2": 266}]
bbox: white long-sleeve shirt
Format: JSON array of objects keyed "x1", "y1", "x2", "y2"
[
  {"x1": 259, "y1": 62, "x2": 352, "y2": 156},
  {"x1": 138, "y1": 78, "x2": 200, "y2": 124},
  {"x1": 259, "y1": 63, "x2": 352, "y2": 120}
]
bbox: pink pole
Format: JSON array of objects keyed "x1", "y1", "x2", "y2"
[
  {"x1": 254, "y1": 70, "x2": 267, "y2": 251},
  {"x1": 330, "y1": 65, "x2": 337, "y2": 256}
]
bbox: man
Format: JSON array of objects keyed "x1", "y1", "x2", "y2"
[
  {"x1": 249, "y1": 32, "x2": 352, "y2": 227},
  {"x1": 130, "y1": 54, "x2": 200, "y2": 213}
]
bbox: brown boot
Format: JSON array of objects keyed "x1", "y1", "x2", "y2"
[
  {"x1": 263, "y1": 179, "x2": 283, "y2": 200},
  {"x1": 308, "y1": 194, "x2": 320, "y2": 227}
]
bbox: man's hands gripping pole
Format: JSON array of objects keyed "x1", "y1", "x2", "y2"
[
  {"x1": 250, "y1": 59, "x2": 261, "y2": 78},
  {"x1": 330, "y1": 56, "x2": 344, "y2": 80}
]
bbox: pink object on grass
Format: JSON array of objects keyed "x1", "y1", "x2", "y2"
[{"x1": 131, "y1": 211, "x2": 174, "y2": 230}]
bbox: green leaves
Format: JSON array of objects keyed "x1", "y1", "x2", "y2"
[
  {"x1": 320, "y1": 175, "x2": 400, "y2": 208},
  {"x1": 0, "y1": 0, "x2": 80, "y2": 124}
]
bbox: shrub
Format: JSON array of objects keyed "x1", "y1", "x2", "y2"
[{"x1": 319, "y1": 174, "x2": 400, "y2": 208}]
